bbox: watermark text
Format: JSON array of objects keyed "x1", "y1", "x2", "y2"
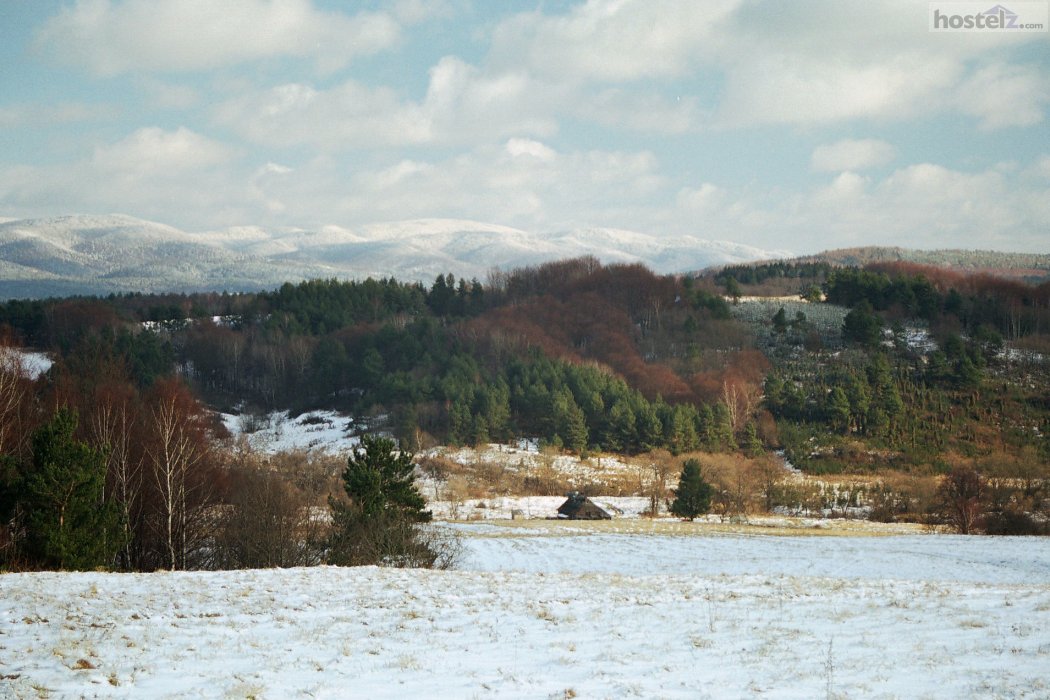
[{"x1": 929, "y1": 2, "x2": 1048, "y2": 31}]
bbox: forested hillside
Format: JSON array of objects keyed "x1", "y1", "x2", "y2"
[
  {"x1": 3, "y1": 256, "x2": 1048, "y2": 461},
  {"x1": 714, "y1": 247, "x2": 1050, "y2": 289},
  {"x1": 2, "y1": 256, "x2": 1049, "y2": 570}
]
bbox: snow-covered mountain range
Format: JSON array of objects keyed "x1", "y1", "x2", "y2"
[{"x1": 0, "y1": 214, "x2": 791, "y2": 298}]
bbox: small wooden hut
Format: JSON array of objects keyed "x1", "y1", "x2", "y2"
[{"x1": 557, "y1": 492, "x2": 612, "y2": 520}]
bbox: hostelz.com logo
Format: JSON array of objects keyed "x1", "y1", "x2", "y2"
[{"x1": 929, "y1": 2, "x2": 1048, "y2": 31}]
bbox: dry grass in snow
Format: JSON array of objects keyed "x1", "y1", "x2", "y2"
[{"x1": 2, "y1": 526, "x2": 1049, "y2": 699}]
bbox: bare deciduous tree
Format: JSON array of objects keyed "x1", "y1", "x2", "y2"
[
  {"x1": 142, "y1": 379, "x2": 218, "y2": 570},
  {"x1": 936, "y1": 466, "x2": 985, "y2": 534},
  {"x1": 0, "y1": 341, "x2": 34, "y2": 459},
  {"x1": 216, "y1": 464, "x2": 329, "y2": 569}
]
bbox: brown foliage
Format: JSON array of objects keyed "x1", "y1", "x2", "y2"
[
  {"x1": 936, "y1": 466, "x2": 985, "y2": 534},
  {"x1": 471, "y1": 259, "x2": 767, "y2": 407},
  {"x1": 214, "y1": 464, "x2": 330, "y2": 568}
]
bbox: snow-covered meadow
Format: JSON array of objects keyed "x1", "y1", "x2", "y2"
[{"x1": 2, "y1": 525, "x2": 1048, "y2": 699}]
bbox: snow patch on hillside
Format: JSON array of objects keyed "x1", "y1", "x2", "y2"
[
  {"x1": 0, "y1": 347, "x2": 52, "y2": 379},
  {"x1": 220, "y1": 409, "x2": 359, "y2": 455}
]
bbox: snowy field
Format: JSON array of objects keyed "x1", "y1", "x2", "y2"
[{"x1": 2, "y1": 526, "x2": 1049, "y2": 699}]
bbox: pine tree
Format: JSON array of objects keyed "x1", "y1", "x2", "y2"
[
  {"x1": 339, "y1": 434, "x2": 429, "y2": 522},
  {"x1": 772, "y1": 307, "x2": 788, "y2": 334},
  {"x1": 471, "y1": 414, "x2": 490, "y2": 446},
  {"x1": 328, "y1": 434, "x2": 442, "y2": 568},
  {"x1": 552, "y1": 388, "x2": 589, "y2": 454},
  {"x1": 846, "y1": 374, "x2": 872, "y2": 434},
  {"x1": 842, "y1": 301, "x2": 883, "y2": 348},
  {"x1": 605, "y1": 399, "x2": 636, "y2": 453},
  {"x1": 826, "y1": 387, "x2": 852, "y2": 434},
  {"x1": 447, "y1": 399, "x2": 472, "y2": 446},
  {"x1": 724, "y1": 276, "x2": 742, "y2": 304},
  {"x1": 22, "y1": 408, "x2": 123, "y2": 570},
  {"x1": 671, "y1": 459, "x2": 712, "y2": 521},
  {"x1": 744, "y1": 421, "x2": 764, "y2": 457}
]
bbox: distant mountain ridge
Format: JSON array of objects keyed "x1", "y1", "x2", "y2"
[
  {"x1": 800, "y1": 247, "x2": 1050, "y2": 282},
  {"x1": 0, "y1": 214, "x2": 791, "y2": 298}
]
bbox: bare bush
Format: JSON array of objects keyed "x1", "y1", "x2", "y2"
[
  {"x1": 327, "y1": 511, "x2": 461, "y2": 569},
  {"x1": 936, "y1": 467, "x2": 985, "y2": 534},
  {"x1": 215, "y1": 466, "x2": 330, "y2": 569},
  {"x1": 698, "y1": 453, "x2": 756, "y2": 521}
]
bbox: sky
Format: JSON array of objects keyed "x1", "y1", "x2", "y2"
[{"x1": 0, "y1": 0, "x2": 1047, "y2": 255}]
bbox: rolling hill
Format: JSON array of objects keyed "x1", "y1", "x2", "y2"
[
  {"x1": 800, "y1": 247, "x2": 1050, "y2": 282},
  {"x1": 0, "y1": 214, "x2": 790, "y2": 298}
]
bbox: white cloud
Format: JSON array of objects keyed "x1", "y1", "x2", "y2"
[
  {"x1": 483, "y1": 0, "x2": 1046, "y2": 131},
  {"x1": 196, "y1": 0, "x2": 1049, "y2": 163},
  {"x1": 4, "y1": 132, "x2": 1047, "y2": 255},
  {"x1": 1031, "y1": 155, "x2": 1050, "y2": 179},
  {"x1": 676, "y1": 183, "x2": 726, "y2": 216},
  {"x1": 93, "y1": 127, "x2": 234, "y2": 174},
  {"x1": 0, "y1": 102, "x2": 114, "y2": 128},
  {"x1": 717, "y1": 54, "x2": 962, "y2": 127},
  {"x1": 420, "y1": 57, "x2": 561, "y2": 142},
  {"x1": 788, "y1": 163, "x2": 1047, "y2": 252},
  {"x1": 0, "y1": 127, "x2": 250, "y2": 227},
  {"x1": 813, "y1": 171, "x2": 871, "y2": 203},
  {"x1": 389, "y1": 0, "x2": 453, "y2": 24},
  {"x1": 213, "y1": 57, "x2": 563, "y2": 150},
  {"x1": 661, "y1": 157, "x2": 1050, "y2": 254},
  {"x1": 574, "y1": 89, "x2": 705, "y2": 134},
  {"x1": 136, "y1": 78, "x2": 202, "y2": 110},
  {"x1": 711, "y1": 2, "x2": 1047, "y2": 129},
  {"x1": 954, "y1": 63, "x2": 1047, "y2": 130},
  {"x1": 35, "y1": 0, "x2": 400, "y2": 75},
  {"x1": 490, "y1": 0, "x2": 739, "y2": 84},
  {"x1": 213, "y1": 80, "x2": 431, "y2": 149},
  {"x1": 5, "y1": 0, "x2": 1048, "y2": 255},
  {"x1": 811, "y1": 139, "x2": 896, "y2": 172},
  {"x1": 258, "y1": 162, "x2": 292, "y2": 176},
  {"x1": 236, "y1": 142, "x2": 665, "y2": 231},
  {"x1": 505, "y1": 138, "x2": 556, "y2": 161}
]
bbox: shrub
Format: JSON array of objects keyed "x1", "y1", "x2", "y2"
[
  {"x1": 935, "y1": 466, "x2": 985, "y2": 534},
  {"x1": 984, "y1": 509, "x2": 1046, "y2": 536},
  {"x1": 214, "y1": 467, "x2": 329, "y2": 569}
]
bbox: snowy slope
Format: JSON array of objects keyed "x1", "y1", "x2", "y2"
[
  {"x1": 0, "y1": 214, "x2": 791, "y2": 297},
  {"x1": 220, "y1": 409, "x2": 359, "y2": 454},
  {"x1": 0, "y1": 215, "x2": 327, "y2": 297},
  {"x1": 1, "y1": 530, "x2": 1048, "y2": 698},
  {"x1": 0, "y1": 347, "x2": 52, "y2": 379}
]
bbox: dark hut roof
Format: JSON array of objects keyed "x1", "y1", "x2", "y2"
[{"x1": 557, "y1": 492, "x2": 612, "y2": 520}]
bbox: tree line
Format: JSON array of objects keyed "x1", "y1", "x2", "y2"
[{"x1": 0, "y1": 334, "x2": 449, "y2": 571}]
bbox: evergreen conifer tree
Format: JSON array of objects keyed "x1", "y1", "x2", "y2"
[
  {"x1": 339, "y1": 434, "x2": 429, "y2": 522},
  {"x1": 670, "y1": 458, "x2": 712, "y2": 521},
  {"x1": 328, "y1": 434, "x2": 445, "y2": 568},
  {"x1": 22, "y1": 409, "x2": 123, "y2": 570}
]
